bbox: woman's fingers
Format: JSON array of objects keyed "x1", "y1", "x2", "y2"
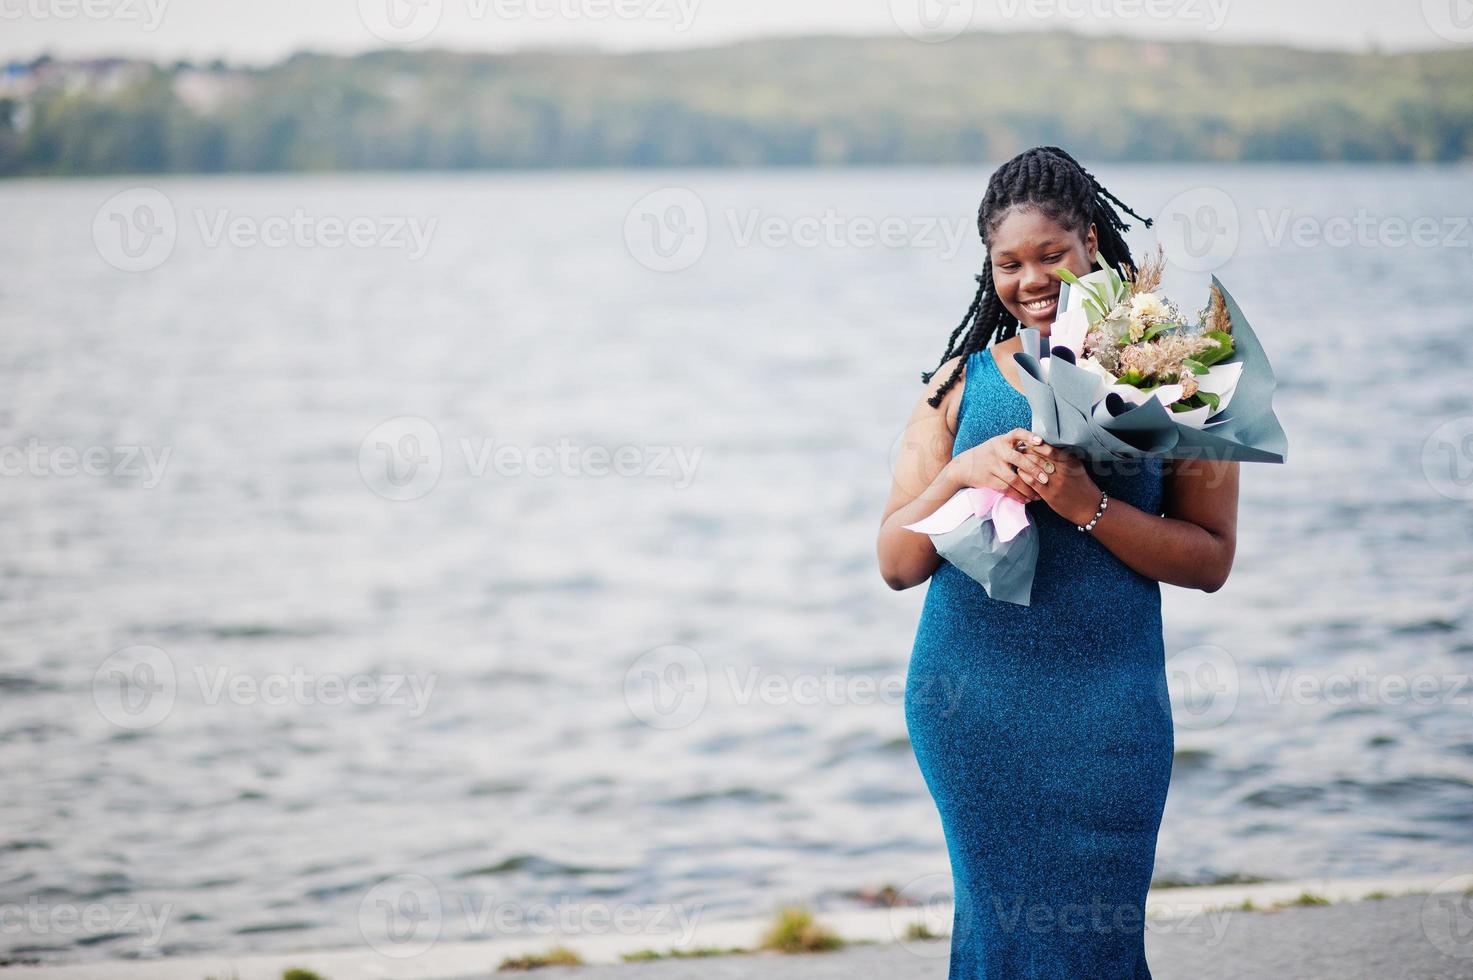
[
  {"x1": 1003, "y1": 444, "x2": 1047, "y2": 484},
  {"x1": 1009, "y1": 428, "x2": 1057, "y2": 462},
  {"x1": 994, "y1": 465, "x2": 1038, "y2": 502}
]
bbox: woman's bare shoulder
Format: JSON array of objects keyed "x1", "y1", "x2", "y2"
[{"x1": 919, "y1": 353, "x2": 969, "y2": 435}]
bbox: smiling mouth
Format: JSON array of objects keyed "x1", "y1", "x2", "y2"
[{"x1": 1021, "y1": 296, "x2": 1058, "y2": 316}]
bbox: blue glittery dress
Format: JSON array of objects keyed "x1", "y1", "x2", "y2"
[{"x1": 905, "y1": 346, "x2": 1173, "y2": 979}]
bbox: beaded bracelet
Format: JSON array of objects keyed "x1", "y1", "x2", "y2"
[{"x1": 1076, "y1": 491, "x2": 1109, "y2": 533}]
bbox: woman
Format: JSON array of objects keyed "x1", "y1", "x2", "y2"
[{"x1": 876, "y1": 146, "x2": 1239, "y2": 978}]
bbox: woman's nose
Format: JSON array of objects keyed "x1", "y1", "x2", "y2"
[{"x1": 1021, "y1": 264, "x2": 1050, "y2": 292}]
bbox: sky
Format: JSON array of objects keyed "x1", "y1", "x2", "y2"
[{"x1": 1, "y1": 0, "x2": 1466, "y2": 65}]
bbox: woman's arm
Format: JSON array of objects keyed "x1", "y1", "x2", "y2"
[
  {"x1": 876, "y1": 358, "x2": 968, "y2": 591},
  {"x1": 877, "y1": 356, "x2": 1047, "y2": 591},
  {"x1": 1020, "y1": 453, "x2": 1239, "y2": 593}
]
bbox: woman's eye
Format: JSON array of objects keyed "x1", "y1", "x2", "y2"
[{"x1": 1044, "y1": 253, "x2": 1065, "y2": 264}]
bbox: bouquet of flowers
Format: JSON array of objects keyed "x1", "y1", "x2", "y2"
[
  {"x1": 1044, "y1": 246, "x2": 1245, "y2": 431},
  {"x1": 903, "y1": 249, "x2": 1287, "y2": 606}
]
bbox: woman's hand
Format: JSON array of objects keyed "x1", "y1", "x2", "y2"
[
  {"x1": 948, "y1": 428, "x2": 1059, "y2": 505},
  {"x1": 1020, "y1": 444, "x2": 1101, "y2": 525}
]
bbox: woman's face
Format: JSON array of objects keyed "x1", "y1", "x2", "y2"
[{"x1": 987, "y1": 206, "x2": 1099, "y2": 334}]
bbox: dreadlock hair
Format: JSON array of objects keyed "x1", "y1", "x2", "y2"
[{"x1": 921, "y1": 146, "x2": 1154, "y2": 409}]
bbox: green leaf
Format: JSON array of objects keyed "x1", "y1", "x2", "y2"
[
  {"x1": 1141, "y1": 322, "x2": 1174, "y2": 342},
  {"x1": 1055, "y1": 267, "x2": 1082, "y2": 286},
  {"x1": 1170, "y1": 390, "x2": 1221, "y2": 412},
  {"x1": 1193, "y1": 331, "x2": 1236, "y2": 367},
  {"x1": 1182, "y1": 357, "x2": 1209, "y2": 375}
]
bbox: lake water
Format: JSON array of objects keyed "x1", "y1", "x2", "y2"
[{"x1": 2, "y1": 164, "x2": 1471, "y2": 965}]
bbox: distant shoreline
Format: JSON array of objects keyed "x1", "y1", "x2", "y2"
[
  {"x1": 3, "y1": 34, "x2": 1470, "y2": 177},
  {"x1": 2, "y1": 159, "x2": 1470, "y2": 185}
]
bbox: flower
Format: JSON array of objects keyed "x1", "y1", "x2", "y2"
[
  {"x1": 1127, "y1": 292, "x2": 1171, "y2": 341},
  {"x1": 1130, "y1": 292, "x2": 1169, "y2": 323}
]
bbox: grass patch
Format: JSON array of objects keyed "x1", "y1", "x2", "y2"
[
  {"x1": 904, "y1": 922, "x2": 947, "y2": 942},
  {"x1": 620, "y1": 946, "x2": 747, "y2": 961},
  {"x1": 497, "y1": 945, "x2": 584, "y2": 971},
  {"x1": 1285, "y1": 891, "x2": 1330, "y2": 908},
  {"x1": 283, "y1": 971, "x2": 328, "y2": 980},
  {"x1": 1149, "y1": 872, "x2": 1274, "y2": 889},
  {"x1": 759, "y1": 907, "x2": 843, "y2": 954}
]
